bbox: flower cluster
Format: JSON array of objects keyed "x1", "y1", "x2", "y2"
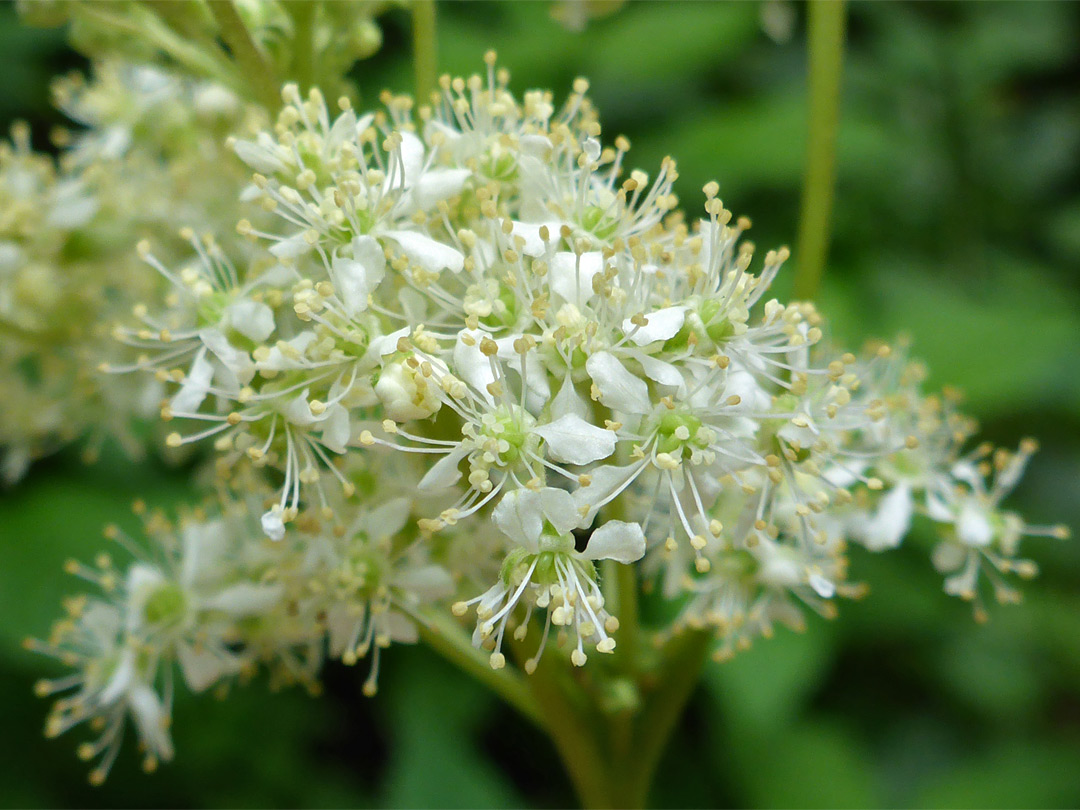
[
  {"x1": 0, "y1": 61, "x2": 261, "y2": 481},
  {"x1": 31, "y1": 55, "x2": 1068, "y2": 780}
]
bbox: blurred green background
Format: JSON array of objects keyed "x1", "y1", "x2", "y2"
[{"x1": 2, "y1": 2, "x2": 1079, "y2": 807}]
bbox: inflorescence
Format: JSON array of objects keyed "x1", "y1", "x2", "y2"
[{"x1": 23, "y1": 53, "x2": 1069, "y2": 782}]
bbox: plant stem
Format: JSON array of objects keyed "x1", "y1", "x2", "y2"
[
  {"x1": 507, "y1": 636, "x2": 614, "y2": 809},
  {"x1": 78, "y1": 4, "x2": 236, "y2": 88},
  {"x1": 208, "y1": 0, "x2": 282, "y2": 110},
  {"x1": 284, "y1": 0, "x2": 318, "y2": 91},
  {"x1": 410, "y1": 0, "x2": 438, "y2": 103},
  {"x1": 613, "y1": 631, "x2": 712, "y2": 808},
  {"x1": 417, "y1": 609, "x2": 544, "y2": 728},
  {"x1": 793, "y1": 0, "x2": 847, "y2": 301}
]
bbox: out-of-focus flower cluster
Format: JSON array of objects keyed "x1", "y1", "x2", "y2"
[
  {"x1": 28, "y1": 53, "x2": 1068, "y2": 781},
  {"x1": 3, "y1": 0, "x2": 391, "y2": 480},
  {"x1": 0, "y1": 62, "x2": 260, "y2": 481}
]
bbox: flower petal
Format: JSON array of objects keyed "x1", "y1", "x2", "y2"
[
  {"x1": 586, "y1": 351, "x2": 651, "y2": 415},
  {"x1": 320, "y1": 403, "x2": 351, "y2": 453},
  {"x1": 414, "y1": 168, "x2": 471, "y2": 210},
  {"x1": 538, "y1": 487, "x2": 580, "y2": 536},
  {"x1": 171, "y1": 348, "x2": 214, "y2": 414},
  {"x1": 534, "y1": 414, "x2": 617, "y2": 466},
  {"x1": 582, "y1": 520, "x2": 645, "y2": 563},
  {"x1": 957, "y1": 501, "x2": 993, "y2": 547},
  {"x1": 622, "y1": 306, "x2": 687, "y2": 346},
  {"x1": 226, "y1": 299, "x2": 275, "y2": 343},
  {"x1": 385, "y1": 229, "x2": 464, "y2": 274},
  {"x1": 550, "y1": 251, "x2": 604, "y2": 304},
  {"x1": 418, "y1": 446, "x2": 468, "y2": 490},
  {"x1": 333, "y1": 235, "x2": 385, "y2": 317},
  {"x1": 492, "y1": 489, "x2": 543, "y2": 551}
]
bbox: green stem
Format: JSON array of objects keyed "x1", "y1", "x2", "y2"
[
  {"x1": 508, "y1": 637, "x2": 613, "y2": 809},
  {"x1": 614, "y1": 631, "x2": 712, "y2": 808},
  {"x1": 410, "y1": 0, "x2": 438, "y2": 103},
  {"x1": 284, "y1": 0, "x2": 318, "y2": 91},
  {"x1": 792, "y1": 0, "x2": 847, "y2": 301},
  {"x1": 417, "y1": 609, "x2": 544, "y2": 728},
  {"x1": 208, "y1": 0, "x2": 282, "y2": 110},
  {"x1": 612, "y1": 561, "x2": 640, "y2": 669},
  {"x1": 78, "y1": 4, "x2": 236, "y2": 86}
]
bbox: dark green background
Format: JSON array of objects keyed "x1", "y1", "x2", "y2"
[{"x1": 2, "y1": 2, "x2": 1079, "y2": 807}]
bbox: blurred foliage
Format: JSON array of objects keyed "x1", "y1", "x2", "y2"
[{"x1": 1, "y1": 2, "x2": 1078, "y2": 807}]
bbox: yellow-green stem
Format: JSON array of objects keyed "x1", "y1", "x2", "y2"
[
  {"x1": 793, "y1": 0, "x2": 847, "y2": 301},
  {"x1": 508, "y1": 636, "x2": 613, "y2": 809},
  {"x1": 284, "y1": 0, "x2": 318, "y2": 92},
  {"x1": 417, "y1": 609, "x2": 544, "y2": 728},
  {"x1": 208, "y1": 0, "x2": 282, "y2": 110},
  {"x1": 614, "y1": 630, "x2": 712, "y2": 808},
  {"x1": 410, "y1": 0, "x2": 438, "y2": 103}
]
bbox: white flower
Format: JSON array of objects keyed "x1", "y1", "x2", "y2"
[{"x1": 454, "y1": 487, "x2": 645, "y2": 670}]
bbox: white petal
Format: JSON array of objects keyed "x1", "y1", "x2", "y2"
[
  {"x1": 225, "y1": 299, "x2": 275, "y2": 343},
  {"x1": 388, "y1": 230, "x2": 465, "y2": 274},
  {"x1": 385, "y1": 611, "x2": 420, "y2": 644},
  {"x1": 397, "y1": 131, "x2": 426, "y2": 188},
  {"x1": 586, "y1": 351, "x2": 651, "y2": 415},
  {"x1": 550, "y1": 251, "x2": 604, "y2": 304},
  {"x1": 511, "y1": 221, "x2": 560, "y2": 257},
  {"x1": 551, "y1": 372, "x2": 589, "y2": 420},
  {"x1": 385, "y1": 229, "x2": 464, "y2": 274},
  {"x1": 538, "y1": 487, "x2": 580, "y2": 536},
  {"x1": 129, "y1": 684, "x2": 174, "y2": 760},
  {"x1": 283, "y1": 390, "x2": 319, "y2": 426},
  {"x1": 534, "y1": 414, "x2": 617, "y2": 466},
  {"x1": 492, "y1": 489, "x2": 544, "y2": 551},
  {"x1": 925, "y1": 490, "x2": 955, "y2": 522},
  {"x1": 47, "y1": 181, "x2": 98, "y2": 229},
  {"x1": 364, "y1": 497, "x2": 413, "y2": 538},
  {"x1": 414, "y1": 168, "x2": 471, "y2": 210},
  {"x1": 256, "y1": 331, "x2": 316, "y2": 371},
  {"x1": 180, "y1": 518, "x2": 229, "y2": 588},
  {"x1": 572, "y1": 463, "x2": 639, "y2": 522},
  {"x1": 418, "y1": 446, "x2": 468, "y2": 490},
  {"x1": 932, "y1": 540, "x2": 966, "y2": 573},
  {"x1": 325, "y1": 109, "x2": 357, "y2": 153},
  {"x1": 454, "y1": 328, "x2": 496, "y2": 401},
  {"x1": 269, "y1": 232, "x2": 313, "y2": 260},
  {"x1": 808, "y1": 572, "x2": 836, "y2": 599},
  {"x1": 178, "y1": 643, "x2": 231, "y2": 693},
  {"x1": 636, "y1": 353, "x2": 683, "y2": 389},
  {"x1": 583, "y1": 520, "x2": 645, "y2": 563},
  {"x1": 957, "y1": 501, "x2": 993, "y2": 547},
  {"x1": 171, "y1": 348, "x2": 214, "y2": 414},
  {"x1": 622, "y1": 307, "x2": 687, "y2": 346},
  {"x1": 203, "y1": 582, "x2": 282, "y2": 615},
  {"x1": 333, "y1": 235, "x2": 385, "y2": 317},
  {"x1": 494, "y1": 335, "x2": 551, "y2": 412},
  {"x1": 232, "y1": 134, "x2": 287, "y2": 174},
  {"x1": 367, "y1": 325, "x2": 411, "y2": 359},
  {"x1": 395, "y1": 565, "x2": 454, "y2": 599},
  {"x1": 199, "y1": 327, "x2": 254, "y2": 387},
  {"x1": 261, "y1": 508, "x2": 286, "y2": 541},
  {"x1": 100, "y1": 650, "x2": 135, "y2": 705},
  {"x1": 320, "y1": 404, "x2": 350, "y2": 453},
  {"x1": 857, "y1": 484, "x2": 913, "y2": 551}
]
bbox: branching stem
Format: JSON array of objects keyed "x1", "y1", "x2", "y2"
[{"x1": 417, "y1": 609, "x2": 544, "y2": 728}]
